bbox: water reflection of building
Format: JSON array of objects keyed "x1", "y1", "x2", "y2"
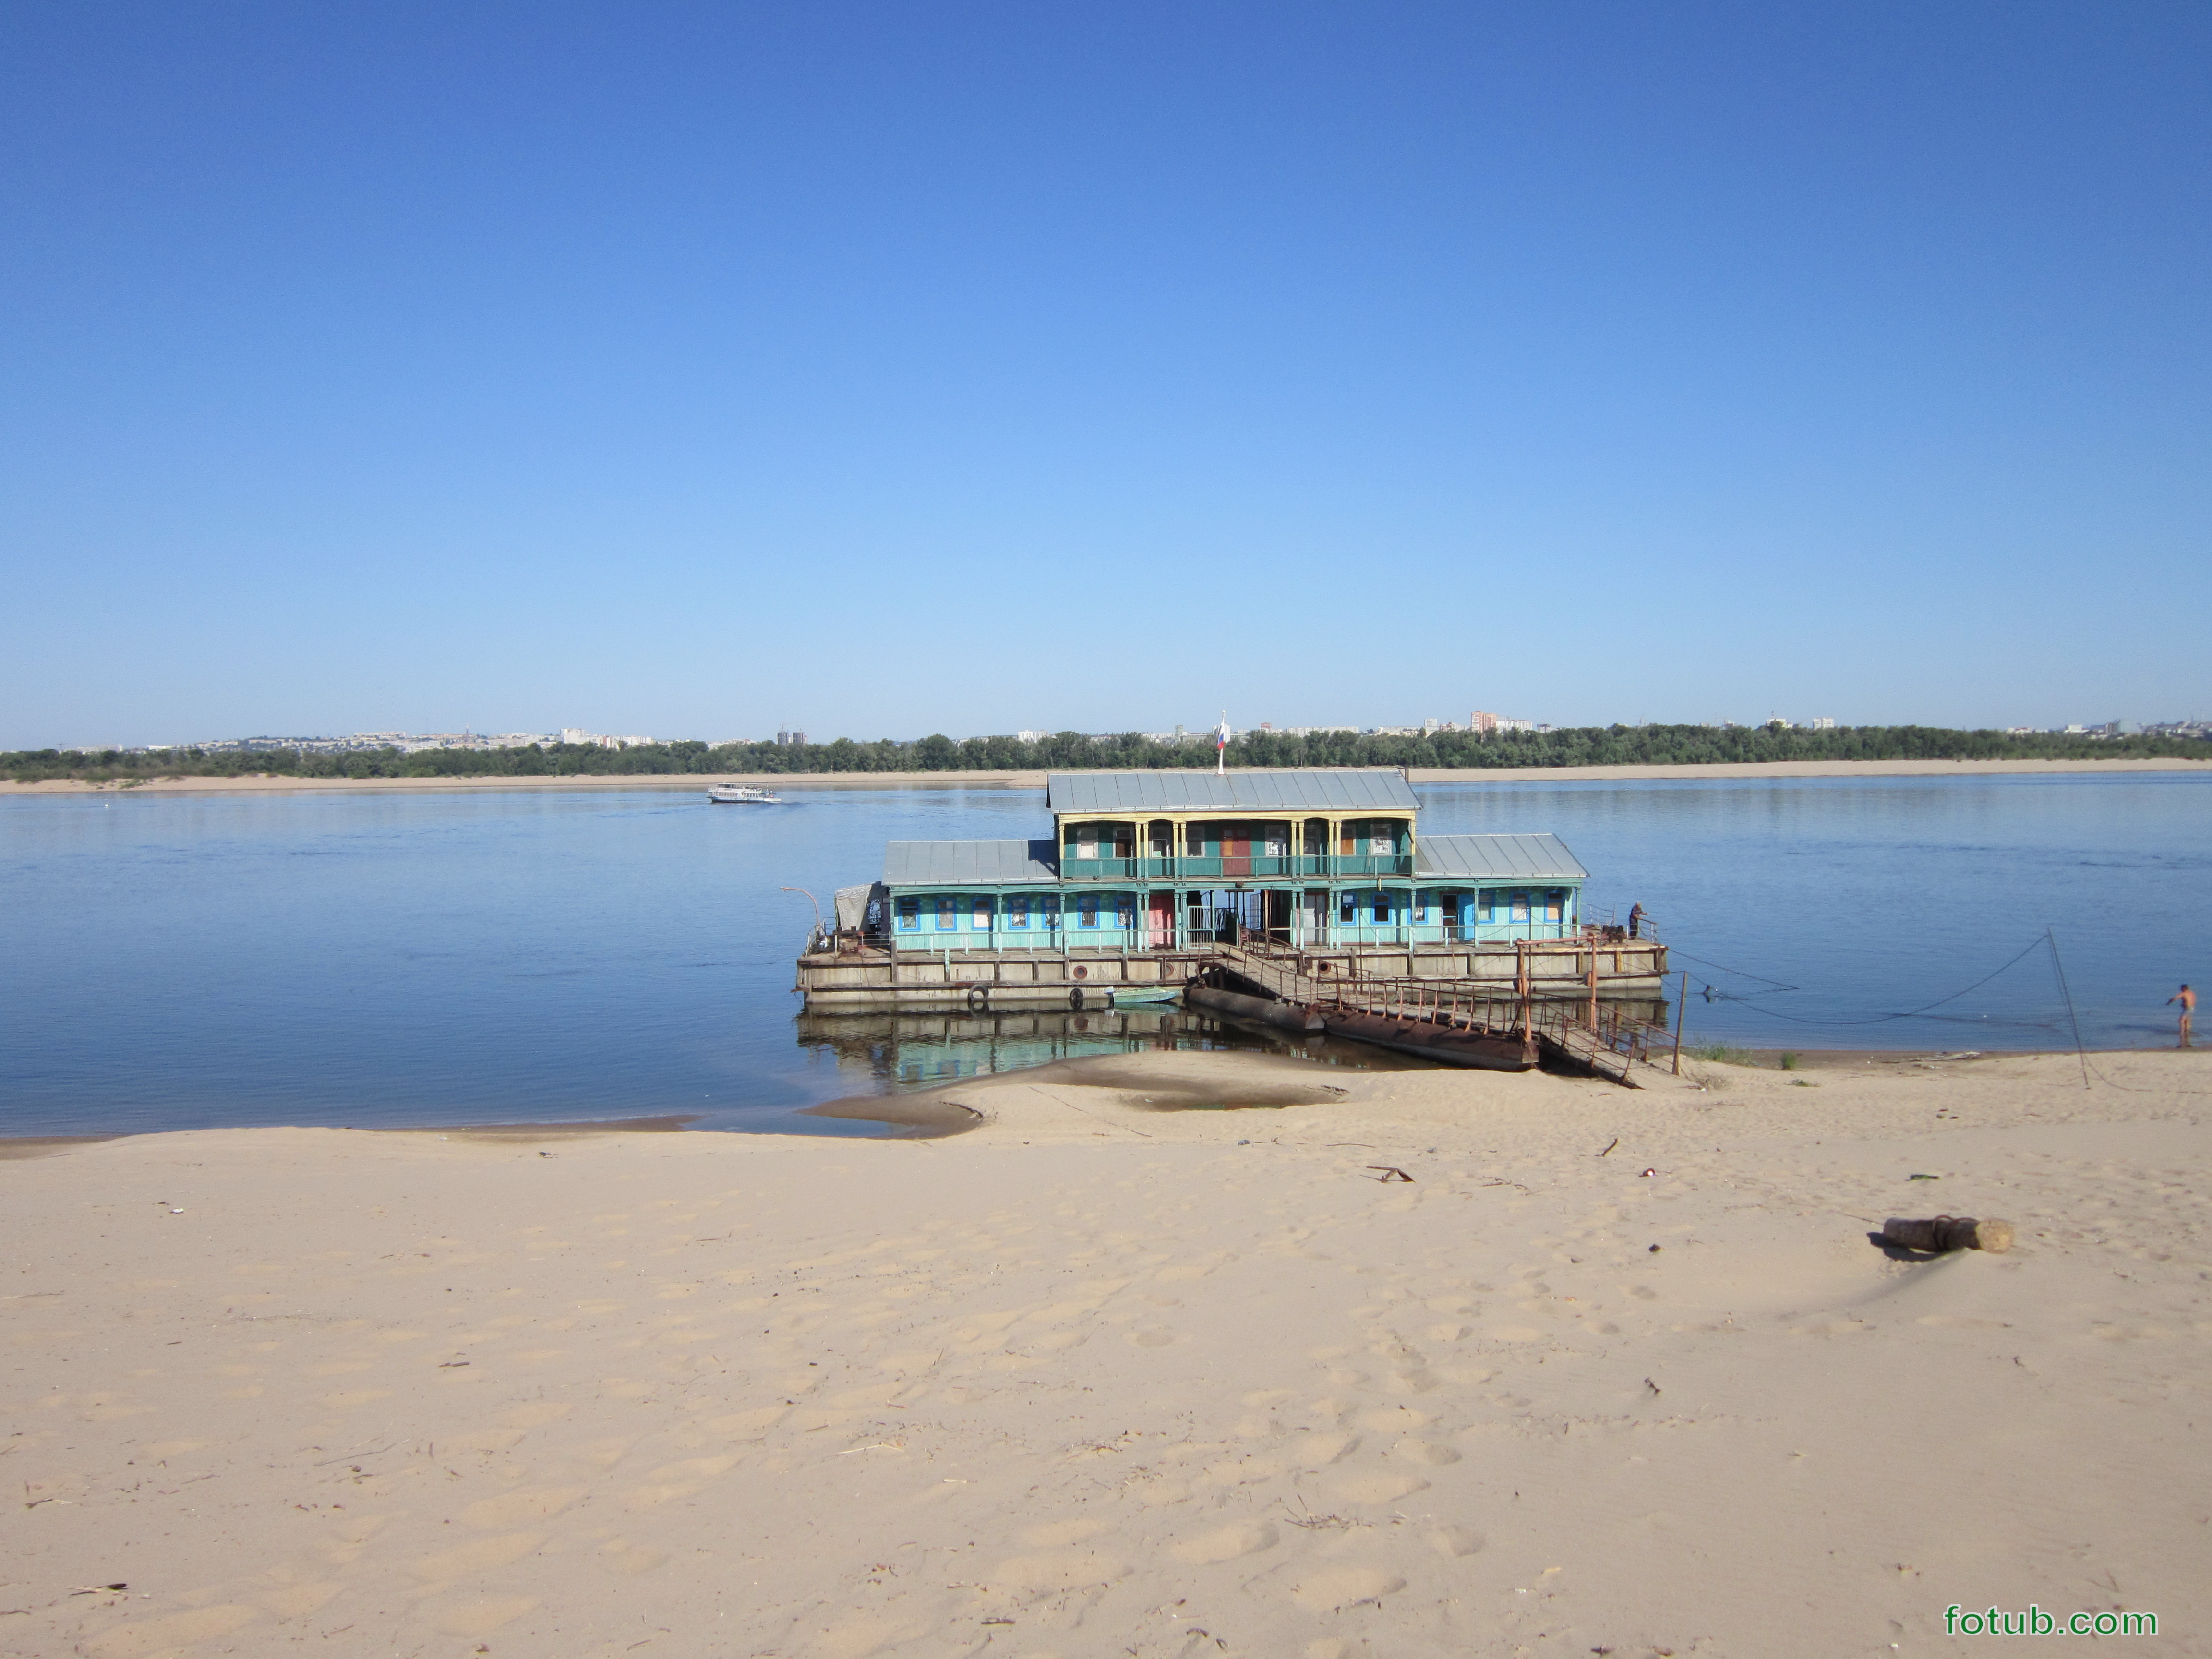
[
  {"x1": 792, "y1": 997, "x2": 1671, "y2": 1089},
  {"x1": 795, "y1": 1007, "x2": 1194, "y2": 1085}
]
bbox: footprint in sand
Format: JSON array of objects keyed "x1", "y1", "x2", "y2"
[
  {"x1": 1390, "y1": 1437, "x2": 1461, "y2": 1466},
  {"x1": 599, "y1": 1538, "x2": 671, "y2": 1576},
  {"x1": 1171, "y1": 1521, "x2": 1280, "y2": 1564},
  {"x1": 812, "y1": 1612, "x2": 928, "y2": 1659},
  {"x1": 256, "y1": 1580, "x2": 343, "y2": 1620},
  {"x1": 409, "y1": 1531, "x2": 546, "y2": 1585},
  {"x1": 1289, "y1": 1565, "x2": 1406, "y2": 1613},
  {"x1": 1323, "y1": 1469, "x2": 1430, "y2": 1504},
  {"x1": 459, "y1": 1485, "x2": 588, "y2": 1527},
  {"x1": 1022, "y1": 1517, "x2": 1110, "y2": 1546},
  {"x1": 320, "y1": 1388, "x2": 392, "y2": 1408},
  {"x1": 622, "y1": 1454, "x2": 739, "y2": 1510},
  {"x1": 424, "y1": 1594, "x2": 539, "y2": 1636},
  {"x1": 708, "y1": 1405, "x2": 788, "y2": 1436},
  {"x1": 561, "y1": 1436, "x2": 636, "y2": 1470},
  {"x1": 991, "y1": 1547, "x2": 1130, "y2": 1596},
  {"x1": 85, "y1": 1604, "x2": 259, "y2": 1658},
  {"x1": 1290, "y1": 1431, "x2": 1359, "y2": 1469},
  {"x1": 872, "y1": 1349, "x2": 941, "y2": 1376}
]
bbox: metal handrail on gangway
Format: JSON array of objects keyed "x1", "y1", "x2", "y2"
[{"x1": 1212, "y1": 938, "x2": 1678, "y2": 1087}]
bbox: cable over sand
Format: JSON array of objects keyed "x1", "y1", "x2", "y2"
[{"x1": 4, "y1": 1048, "x2": 2207, "y2": 1656}]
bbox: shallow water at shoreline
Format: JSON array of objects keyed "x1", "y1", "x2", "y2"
[{"x1": 2, "y1": 771, "x2": 2205, "y2": 1136}]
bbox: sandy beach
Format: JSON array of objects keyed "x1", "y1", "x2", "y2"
[
  {"x1": 5, "y1": 1047, "x2": 2208, "y2": 1657},
  {"x1": 10, "y1": 756, "x2": 2211, "y2": 795}
]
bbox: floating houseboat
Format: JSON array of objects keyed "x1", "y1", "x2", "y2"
[{"x1": 797, "y1": 770, "x2": 1666, "y2": 1011}]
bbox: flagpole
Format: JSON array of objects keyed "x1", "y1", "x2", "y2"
[{"x1": 1217, "y1": 710, "x2": 1227, "y2": 775}]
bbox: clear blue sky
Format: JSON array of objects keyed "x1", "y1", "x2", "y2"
[{"x1": 3, "y1": 1, "x2": 2205, "y2": 747}]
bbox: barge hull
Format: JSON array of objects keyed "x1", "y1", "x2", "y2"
[{"x1": 797, "y1": 941, "x2": 1667, "y2": 1012}]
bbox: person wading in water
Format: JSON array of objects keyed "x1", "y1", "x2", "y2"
[{"x1": 2169, "y1": 984, "x2": 2196, "y2": 1048}]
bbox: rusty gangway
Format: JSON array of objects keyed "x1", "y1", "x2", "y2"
[{"x1": 1213, "y1": 939, "x2": 1677, "y2": 1087}]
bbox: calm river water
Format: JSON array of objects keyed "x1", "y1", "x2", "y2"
[{"x1": 3, "y1": 771, "x2": 2205, "y2": 1136}]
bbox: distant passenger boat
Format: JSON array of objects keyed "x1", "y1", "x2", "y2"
[{"x1": 707, "y1": 784, "x2": 783, "y2": 805}]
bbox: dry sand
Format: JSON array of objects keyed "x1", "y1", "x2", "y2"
[
  {"x1": 5, "y1": 1047, "x2": 2209, "y2": 1657},
  {"x1": 12, "y1": 756, "x2": 2212, "y2": 795}
]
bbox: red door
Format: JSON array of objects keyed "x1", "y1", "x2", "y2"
[
  {"x1": 1147, "y1": 890, "x2": 1174, "y2": 949},
  {"x1": 1222, "y1": 821, "x2": 1251, "y2": 877}
]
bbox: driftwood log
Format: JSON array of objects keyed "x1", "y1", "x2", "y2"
[{"x1": 1882, "y1": 1214, "x2": 2015, "y2": 1254}]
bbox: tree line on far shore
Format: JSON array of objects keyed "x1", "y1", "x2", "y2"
[{"x1": 4, "y1": 723, "x2": 2205, "y2": 784}]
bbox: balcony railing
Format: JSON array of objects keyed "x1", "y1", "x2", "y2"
[{"x1": 1058, "y1": 853, "x2": 1414, "y2": 882}]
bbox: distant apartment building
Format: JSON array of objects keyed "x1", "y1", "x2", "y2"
[
  {"x1": 1469, "y1": 712, "x2": 1534, "y2": 734},
  {"x1": 774, "y1": 730, "x2": 808, "y2": 747},
  {"x1": 559, "y1": 728, "x2": 656, "y2": 749}
]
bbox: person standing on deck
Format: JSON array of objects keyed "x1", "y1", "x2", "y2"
[
  {"x1": 2170, "y1": 984, "x2": 2196, "y2": 1047},
  {"x1": 1628, "y1": 903, "x2": 1645, "y2": 940}
]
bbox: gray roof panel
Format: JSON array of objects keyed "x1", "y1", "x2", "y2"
[
  {"x1": 1413, "y1": 832, "x2": 1587, "y2": 882},
  {"x1": 882, "y1": 830, "x2": 1584, "y2": 886},
  {"x1": 1046, "y1": 769, "x2": 1420, "y2": 815},
  {"x1": 884, "y1": 839, "x2": 1061, "y2": 887}
]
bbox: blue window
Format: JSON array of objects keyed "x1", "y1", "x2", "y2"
[
  {"x1": 1339, "y1": 892, "x2": 1356, "y2": 923},
  {"x1": 936, "y1": 897, "x2": 957, "y2": 930},
  {"x1": 1010, "y1": 895, "x2": 1030, "y2": 929},
  {"x1": 1078, "y1": 898, "x2": 1098, "y2": 928},
  {"x1": 1116, "y1": 897, "x2": 1135, "y2": 930},
  {"x1": 1041, "y1": 895, "x2": 1060, "y2": 928},
  {"x1": 895, "y1": 896, "x2": 919, "y2": 931},
  {"x1": 1371, "y1": 892, "x2": 1389, "y2": 923}
]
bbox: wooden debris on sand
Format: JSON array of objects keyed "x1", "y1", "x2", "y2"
[{"x1": 1882, "y1": 1214, "x2": 2015, "y2": 1254}]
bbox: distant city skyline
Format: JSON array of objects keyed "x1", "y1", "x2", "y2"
[
  {"x1": 29, "y1": 712, "x2": 2210, "y2": 756},
  {"x1": 2, "y1": 4, "x2": 2206, "y2": 750}
]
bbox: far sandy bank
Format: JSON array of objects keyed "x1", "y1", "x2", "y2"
[{"x1": 11, "y1": 755, "x2": 2210, "y2": 795}]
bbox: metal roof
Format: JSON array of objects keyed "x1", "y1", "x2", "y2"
[
  {"x1": 1046, "y1": 769, "x2": 1420, "y2": 816},
  {"x1": 1413, "y1": 832, "x2": 1587, "y2": 882},
  {"x1": 883, "y1": 839, "x2": 1060, "y2": 887}
]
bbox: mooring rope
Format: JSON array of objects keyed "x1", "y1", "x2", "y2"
[
  {"x1": 1669, "y1": 931, "x2": 2212, "y2": 1095},
  {"x1": 1666, "y1": 934, "x2": 2054, "y2": 1028}
]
